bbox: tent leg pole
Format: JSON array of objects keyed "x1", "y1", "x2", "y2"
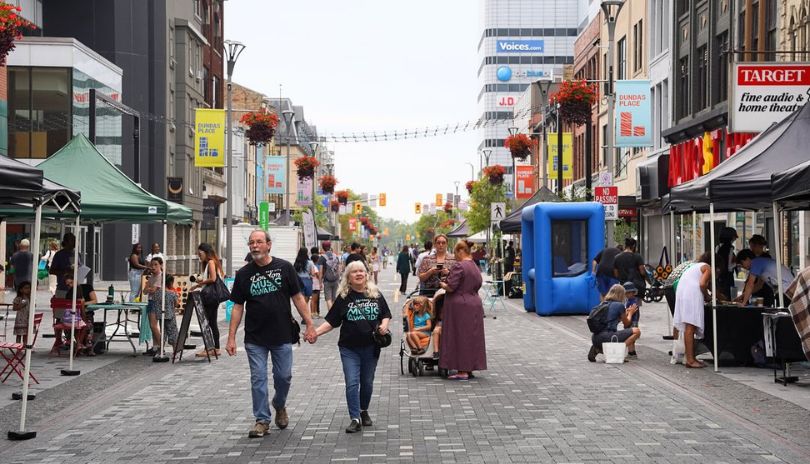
[
  {"x1": 710, "y1": 203, "x2": 718, "y2": 373},
  {"x1": 154, "y1": 221, "x2": 170, "y2": 363},
  {"x1": 62, "y1": 215, "x2": 81, "y2": 377},
  {"x1": 692, "y1": 211, "x2": 697, "y2": 259},
  {"x1": 11, "y1": 203, "x2": 42, "y2": 440},
  {"x1": 773, "y1": 202, "x2": 785, "y2": 309}
]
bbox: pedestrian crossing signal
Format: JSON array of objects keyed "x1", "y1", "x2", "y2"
[
  {"x1": 379, "y1": 193, "x2": 386, "y2": 207},
  {"x1": 354, "y1": 202, "x2": 362, "y2": 215},
  {"x1": 414, "y1": 203, "x2": 422, "y2": 214}
]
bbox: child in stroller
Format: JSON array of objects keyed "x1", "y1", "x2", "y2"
[{"x1": 400, "y1": 291, "x2": 448, "y2": 377}]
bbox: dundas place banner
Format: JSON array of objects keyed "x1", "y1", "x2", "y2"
[
  {"x1": 614, "y1": 80, "x2": 652, "y2": 147},
  {"x1": 515, "y1": 165, "x2": 535, "y2": 200},
  {"x1": 266, "y1": 156, "x2": 286, "y2": 195},
  {"x1": 194, "y1": 109, "x2": 226, "y2": 167},
  {"x1": 731, "y1": 63, "x2": 810, "y2": 132}
]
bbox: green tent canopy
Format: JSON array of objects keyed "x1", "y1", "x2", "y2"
[{"x1": 0, "y1": 135, "x2": 191, "y2": 224}]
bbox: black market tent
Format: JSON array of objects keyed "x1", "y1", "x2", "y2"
[
  {"x1": 499, "y1": 186, "x2": 560, "y2": 233},
  {"x1": 0, "y1": 135, "x2": 191, "y2": 224},
  {"x1": 667, "y1": 102, "x2": 810, "y2": 213},
  {"x1": 447, "y1": 219, "x2": 470, "y2": 238},
  {"x1": 0, "y1": 155, "x2": 80, "y2": 441},
  {"x1": 317, "y1": 226, "x2": 338, "y2": 240},
  {"x1": 772, "y1": 159, "x2": 810, "y2": 208}
]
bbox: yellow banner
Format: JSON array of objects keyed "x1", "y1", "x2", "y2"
[
  {"x1": 194, "y1": 109, "x2": 226, "y2": 167},
  {"x1": 546, "y1": 132, "x2": 573, "y2": 180}
]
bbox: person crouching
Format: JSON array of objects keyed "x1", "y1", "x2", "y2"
[{"x1": 588, "y1": 284, "x2": 641, "y2": 362}]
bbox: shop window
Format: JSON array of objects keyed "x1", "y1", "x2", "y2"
[
  {"x1": 9, "y1": 67, "x2": 71, "y2": 159},
  {"x1": 551, "y1": 220, "x2": 588, "y2": 277}
]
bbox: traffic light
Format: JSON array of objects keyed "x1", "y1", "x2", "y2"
[
  {"x1": 435, "y1": 193, "x2": 443, "y2": 206},
  {"x1": 414, "y1": 203, "x2": 422, "y2": 214},
  {"x1": 379, "y1": 193, "x2": 386, "y2": 207},
  {"x1": 354, "y1": 202, "x2": 362, "y2": 215}
]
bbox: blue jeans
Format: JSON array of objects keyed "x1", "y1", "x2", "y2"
[
  {"x1": 339, "y1": 345, "x2": 379, "y2": 420},
  {"x1": 128, "y1": 269, "x2": 142, "y2": 302},
  {"x1": 244, "y1": 343, "x2": 293, "y2": 424}
]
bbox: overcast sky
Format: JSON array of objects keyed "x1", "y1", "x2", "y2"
[{"x1": 225, "y1": 0, "x2": 481, "y2": 222}]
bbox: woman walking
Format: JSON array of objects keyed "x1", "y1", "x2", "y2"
[
  {"x1": 191, "y1": 243, "x2": 224, "y2": 357},
  {"x1": 314, "y1": 261, "x2": 391, "y2": 433},
  {"x1": 673, "y1": 252, "x2": 713, "y2": 368},
  {"x1": 396, "y1": 245, "x2": 412, "y2": 294},
  {"x1": 128, "y1": 243, "x2": 148, "y2": 302},
  {"x1": 438, "y1": 240, "x2": 486, "y2": 380},
  {"x1": 42, "y1": 240, "x2": 59, "y2": 295},
  {"x1": 418, "y1": 234, "x2": 456, "y2": 297},
  {"x1": 369, "y1": 247, "x2": 381, "y2": 284},
  {"x1": 294, "y1": 247, "x2": 319, "y2": 304},
  {"x1": 311, "y1": 246, "x2": 322, "y2": 318}
]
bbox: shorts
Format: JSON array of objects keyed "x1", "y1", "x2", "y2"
[
  {"x1": 592, "y1": 328, "x2": 634, "y2": 346},
  {"x1": 596, "y1": 274, "x2": 619, "y2": 296},
  {"x1": 300, "y1": 276, "x2": 313, "y2": 297},
  {"x1": 323, "y1": 280, "x2": 339, "y2": 301}
]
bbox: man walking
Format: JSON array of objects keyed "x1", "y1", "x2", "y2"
[
  {"x1": 614, "y1": 238, "x2": 648, "y2": 305},
  {"x1": 226, "y1": 230, "x2": 317, "y2": 438},
  {"x1": 9, "y1": 238, "x2": 34, "y2": 288},
  {"x1": 592, "y1": 244, "x2": 623, "y2": 300},
  {"x1": 344, "y1": 242, "x2": 366, "y2": 268},
  {"x1": 318, "y1": 241, "x2": 341, "y2": 310}
]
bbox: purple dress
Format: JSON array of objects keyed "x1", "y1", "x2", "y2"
[{"x1": 439, "y1": 259, "x2": 487, "y2": 372}]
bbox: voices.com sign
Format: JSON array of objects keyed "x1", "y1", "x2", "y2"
[{"x1": 496, "y1": 40, "x2": 544, "y2": 54}]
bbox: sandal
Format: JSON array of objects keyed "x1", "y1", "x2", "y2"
[
  {"x1": 685, "y1": 361, "x2": 705, "y2": 368},
  {"x1": 447, "y1": 373, "x2": 469, "y2": 380}
]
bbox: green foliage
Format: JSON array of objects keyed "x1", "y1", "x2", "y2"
[
  {"x1": 414, "y1": 210, "x2": 457, "y2": 243},
  {"x1": 613, "y1": 218, "x2": 638, "y2": 245},
  {"x1": 291, "y1": 194, "x2": 330, "y2": 228},
  {"x1": 464, "y1": 180, "x2": 507, "y2": 234}
]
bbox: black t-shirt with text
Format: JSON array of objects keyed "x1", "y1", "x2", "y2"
[
  {"x1": 324, "y1": 290, "x2": 392, "y2": 348},
  {"x1": 613, "y1": 251, "x2": 646, "y2": 291},
  {"x1": 230, "y1": 257, "x2": 301, "y2": 348}
]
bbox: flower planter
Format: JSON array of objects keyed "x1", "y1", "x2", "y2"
[
  {"x1": 239, "y1": 111, "x2": 279, "y2": 146},
  {"x1": 336, "y1": 190, "x2": 349, "y2": 205},
  {"x1": 465, "y1": 180, "x2": 475, "y2": 194},
  {"x1": 551, "y1": 80, "x2": 596, "y2": 126},
  {"x1": 504, "y1": 133, "x2": 536, "y2": 161},
  {"x1": 294, "y1": 156, "x2": 320, "y2": 179},
  {"x1": 483, "y1": 165, "x2": 506, "y2": 185},
  {"x1": 319, "y1": 175, "x2": 337, "y2": 194},
  {"x1": 330, "y1": 200, "x2": 340, "y2": 212},
  {"x1": 0, "y1": 4, "x2": 35, "y2": 66}
]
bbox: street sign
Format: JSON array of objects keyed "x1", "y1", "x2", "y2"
[
  {"x1": 594, "y1": 186, "x2": 618, "y2": 220},
  {"x1": 268, "y1": 202, "x2": 276, "y2": 212},
  {"x1": 598, "y1": 171, "x2": 613, "y2": 187},
  {"x1": 259, "y1": 201, "x2": 270, "y2": 231},
  {"x1": 491, "y1": 202, "x2": 506, "y2": 222}
]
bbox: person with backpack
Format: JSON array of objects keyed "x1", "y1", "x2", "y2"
[
  {"x1": 319, "y1": 241, "x2": 342, "y2": 310},
  {"x1": 587, "y1": 284, "x2": 641, "y2": 362}
]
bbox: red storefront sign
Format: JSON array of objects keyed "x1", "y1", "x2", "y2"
[
  {"x1": 515, "y1": 165, "x2": 535, "y2": 200},
  {"x1": 618, "y1": 208, "x2": 637, "y2": 218}
]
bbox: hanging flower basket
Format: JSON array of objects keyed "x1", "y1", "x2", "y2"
[
  {"x1": 465, "y1": 180, "x2": 475, "y2": 194},
  {"x1": 504, "y1": 133, "x2": 537, "y2": 161},
  {"x1": 294, "y1": 156, "x2": 320, "y2": 179},
  {"x1": 319, "y1": 175, "x2": 337, "y2": 194},
  {"x1": 440, "y1": 219, "x2": 456, "y2": 228},
  {"x1": 551, "y1": 80, "x2": 596, "y2": 125},
  {"x1": 330, "y1": 200, "x2": 340, "y2": 212},
  {"x1": 483, "y1": 165, "x2": 506, "y2": 185},
  {"x1": 336, "y1": 190, "x2": 349, "y2": 205},
  {"x1": 444, "y1": 202, "x2": 453, "y2": 214},
  {"x1": 0, "y1": 4, "x2": 35, "y2": 66},
  {"x1": 239, "y1": 111, "x2": 279, "y2": 146}
]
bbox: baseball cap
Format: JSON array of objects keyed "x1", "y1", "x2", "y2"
[{"x1": 622, "y1": 281, "x2": 638, "y2": 294}]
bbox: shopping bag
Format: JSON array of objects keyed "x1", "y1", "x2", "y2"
[
  {"x1": 671, "y1": 332, "x2": 685, "y2": 365},
  {"x1": 602, "y1": 335, "x2": 626, "y2": 364}
]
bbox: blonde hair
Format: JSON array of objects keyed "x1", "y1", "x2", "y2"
[
  {"x1": 410, "y1": 296, "x2": 432, "y2": 316},
  {"x1": 604, "y1": 284, "x2": 626, "y2": 303},
  {"x1": 338, "y1": 260, "x2": 380, "y2": 299}
]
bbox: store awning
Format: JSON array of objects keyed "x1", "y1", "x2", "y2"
[
  {"x1": 0, "y1": 155, "x2": 80, "y2": 214},
  {"x1": 447, "y1": 219, "x2": 470, "y2": 238},
  {"x1": 667, "y1": 102, "x2": 810, "y2": 213},
  {"x1": 499, "y1": 186, "x2": 560, "y2": 233},
  {"x1": 0, "y1": 135, "x2": 190, "y2": 223}
]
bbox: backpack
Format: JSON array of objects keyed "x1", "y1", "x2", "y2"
[
  {"x1": 323, "y1": 252, "x2": 341, "y2": 282},
  {"x1": 586, "y1": 302, "x2": 611, "y2": 334}
]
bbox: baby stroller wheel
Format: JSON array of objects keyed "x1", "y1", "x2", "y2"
[
  {"x1": 416, "y1": 360, "x2": 425, "y2": 377},
  {"x1": 642, "y1": 288, "x2": 654, "y2": 303},
  {"x1": 409, "y1": 358, "x2": 417, "y2": 376},
  {"x1": 400, "y1": 351, "x2": 406, "y2": 375},
  {"x1": 438, "y1": 367, "x2": 448, "y2": 378}
]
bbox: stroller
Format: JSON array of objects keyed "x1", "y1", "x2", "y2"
[
  {"x1": 399, "y1": 290, "x2": 449, "y2": 378},
  {"x1": 643, "y1": 264, "x2": 665, "y2": 303}
]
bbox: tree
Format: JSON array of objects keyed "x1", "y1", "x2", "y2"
[
  {"x1": 414, "y1": 210, "x2": 456, "y2": 243},
  {"x1": 464, "y1": 179, "x2": 507, "y2": 234}
]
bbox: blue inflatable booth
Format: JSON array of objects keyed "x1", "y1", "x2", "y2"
[{"x1": 521, "y1": 202, "x2": 604, "y2": 316}]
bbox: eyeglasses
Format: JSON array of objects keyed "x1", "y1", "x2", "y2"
[{"x1": 248, "y1": 240, "x2": 267, "y2": 246}]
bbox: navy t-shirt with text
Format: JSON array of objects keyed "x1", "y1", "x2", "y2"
[
  {"x1": 324, "y1": 290, "x2": 392, "y2": 348},
  {"x1": 229, "y1": 257, "x2": 301, "y2": 348}
]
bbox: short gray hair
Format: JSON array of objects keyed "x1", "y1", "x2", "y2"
[{"x1": 248, "y1": 229, "x2": 272, "y2": 243}]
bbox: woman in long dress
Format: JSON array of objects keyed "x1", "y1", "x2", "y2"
[
  {"x1": 673, "y1": 252, "x2": 713, "y2": 368},
  {"x1": 439, "y1": 240, "x2": 486, "y2": 380}
]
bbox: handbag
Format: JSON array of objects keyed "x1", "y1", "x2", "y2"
[
  {"x1": 372, "y1": 329, "x2": 392, "y2": 348},
  {"x1": 201, "y1": 275, "x2": 230, "y2": 306},
  {"x1": 290, "y1": 315, "x2": 301, "y2": 345}
]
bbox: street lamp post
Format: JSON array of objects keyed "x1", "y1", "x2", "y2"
[
  {"x1": 281, "y1": 109, "x2": 295, "y2": 219},
  {"x1": 556, "y1": 100, "x2": 563, "y2": 196},
  {"x1": 308, "y1": 140, "x2": 319, "y2": 214},
  {"x1": 534, "y1": 80, "x2": 554, "y2": 190},
  {"x1": 507, "y1": 126, "x2": 518, "y2": 199},
  {"x1": 601, "y1": 0, "x2": 626, "y2": 178},
  {"x1": 481, "y1": 148, "x2": 492, "y2": 171},
  {"x1": 224, "y1": 40, "x2": 245, "y2": 277},
  {"x1": 465, "y1": 162, "x2": 475, "y2": 182}
]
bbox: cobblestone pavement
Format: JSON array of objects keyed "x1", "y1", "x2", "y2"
[{"x1": 1, "y1": 270, "x2": 809, "y2": 463}]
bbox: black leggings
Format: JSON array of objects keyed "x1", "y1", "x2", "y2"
[
  {"x1": 204, "y1": 303, "x2": 220, "y2": 349},
  {"x1": 399, "y1": 272, "x2": 409, "y2": 293}
]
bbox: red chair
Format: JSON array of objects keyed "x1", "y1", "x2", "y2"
[
  {"x1": 50, "y1": 297, "x2": 85, "y2": 355},
  {"x1": 0, "y1": 313, "x2": 44, "y2": 384}
]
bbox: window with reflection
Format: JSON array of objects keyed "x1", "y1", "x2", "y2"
[
  {"x1": 551, "y1": 220, "x2": 588, "y2": 277},
  {"x1": 9, "y1": 67, "x2": 71, "y2": 159}
]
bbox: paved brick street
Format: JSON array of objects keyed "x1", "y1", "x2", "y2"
[{"x1": 1, "y1": 270, "x2": 809, "y2": 463}]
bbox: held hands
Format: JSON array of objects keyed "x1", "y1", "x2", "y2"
[{"x1": 304, "y1": 325, "x2": 318, "y2": 344}]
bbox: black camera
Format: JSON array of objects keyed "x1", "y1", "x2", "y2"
[{"x1": 189, "y1": 274, "x2": 202, "y2": 283}]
